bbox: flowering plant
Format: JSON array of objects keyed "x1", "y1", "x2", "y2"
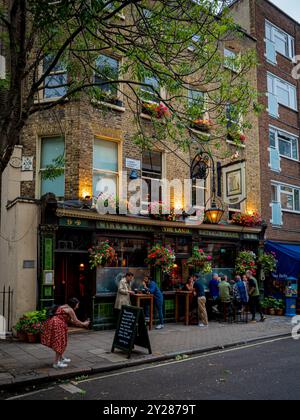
[
  {"x1": 258, "y1": 252, "x2": 277, "y2": 274},
  {"x1": 142, "y1": 102, "x2": 171, "y2": 119},
  {"x1": 145, "y1": 244, "x2": 176, "y2": 273},
  {"x1": 191, "y1": 118, "x2": 213, "y2": 132},
  {"x1": 231, "y1": 212, "x2": 262, "y2": 227},
  {"x1": 228, "y1": 129, "x2": 246, "y2": 144},
  {"x1": 148, "y1": 202, "x2": 180, "y2": 221},
  {"x1": 25, "y1": 322, "x2": 43, "y2": 335},
  {"x1": 235, "y1": 250, "x2": 257, "y2": 276},
  {"x1": 187, "y1": 248, "x2": 213, "y2": 274},
  {"x1": 88, "y1": 241, "x2": 117, "y2": 269}
]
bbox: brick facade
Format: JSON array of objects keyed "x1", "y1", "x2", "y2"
[{"x1": 231, "y1": 0, "x2": 300, "y2": 243}]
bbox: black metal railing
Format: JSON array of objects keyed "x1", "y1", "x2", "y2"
[{"x1": 0, "y1": 286, "x2": 13, "y2": 333}]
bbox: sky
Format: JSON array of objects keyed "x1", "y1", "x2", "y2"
[{"x1": 270, "y1": 0, "x2": 300, "y2": 22}]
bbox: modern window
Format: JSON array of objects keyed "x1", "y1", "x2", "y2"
[
  {"x1": 142, "y1": 151, "x2": 163, "y2": 211},
  {"x1": 265, "y1": 20, "x2": 295, "y2": 62},
  {"x1": 224, "y1": 48, "x2": 239, "y2": 72},
  {"x1": 271, "y1": 184, "x2": 283, "y2": 226},
  {"x1": 269, "y1": 127, "x2": 298, "y2": 164},
  {"x1": 93, "y1": 138, "x2": 119, "y2": 198},
  {"x1": 141, "y1": 76, "x2": 160, "y2": 103},
  {"x1": 95, "y1": 55, "x2": 121, "y2": 105},
  {"x1": 40, "y1": 137, "x2": 65, "y2": 198},
  {"x1": 267, "y1": 73, "x2": 297, "y2": 115},
  {"x1": 226, "y1": 103, "x2": 241, "y2": 127},
  {"x1": 43, "y1": 56, "x2": 67, "y2": 99},
  {"x1": 272, "y1": 183, "x2": 300, "y2": 214}
]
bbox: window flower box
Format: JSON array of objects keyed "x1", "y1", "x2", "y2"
[
  {"x1": 190, "y1": 119, "x2": 213, "y2": 132},
  {"x1": 141, "y1": 102, "x2": 171, "y2": 119}
]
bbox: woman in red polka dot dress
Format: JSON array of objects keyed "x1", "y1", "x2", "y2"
[{"x1": 41, "y1": 298, "x2": 90, "y2": 369}]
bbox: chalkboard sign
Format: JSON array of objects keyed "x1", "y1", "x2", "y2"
[{"x1": 111, "y1": 306, "x2": 152, "y2": 359}]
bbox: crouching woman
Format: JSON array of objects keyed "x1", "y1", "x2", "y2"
[{"x1": 41, "y1": 298, "x2": 90, "y2": 369}]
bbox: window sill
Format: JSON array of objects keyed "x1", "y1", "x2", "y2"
[
  {"x1": 190, "y1": 127, "x2": 211, "y2": 137},
  {"x1": 226, "y1": 140, "x2": 246, "y2": 148},
  {"x1": 34, "y1": 97, "x2": 69, "y2": 105},
  {"x1": 91, "y1": 99, "x2": 125, "y2": 113},
  {"x1": 282, "y1": 209, "x2": 300, "y2": 215}
]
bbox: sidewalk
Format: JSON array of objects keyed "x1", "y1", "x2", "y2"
[{"x1": 0, "y1": 316, "x2": 292, "y2": 389}]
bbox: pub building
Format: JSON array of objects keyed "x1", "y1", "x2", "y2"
[{"x1": 40, "y1": 195, "x2": 265, "y2": 330}]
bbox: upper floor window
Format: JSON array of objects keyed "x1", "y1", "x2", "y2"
[
  {"x1": 269, "y1": 127, "x2": 299, "y2": 161},
  {"x1": 43, "y1": 56, "x2": 67, "y2": 100},
  {"x1": 40, "y1": 137, "x2": 65, "y2": 199},
  {"x1": 95, "y1": 55, "x2": 121, "y2": 106},
  {"x1": 142, "y1": 151, "x2": 163, "y2": 211},
  {"x1": 265, "y1": 20, "x2": 295, "y2": 62},
  {"x1": 141, "y1": 76, "x2": 160, "y2": 103},
  {"x1": 224, "y1": 48, "x2": 239, "y2": 73},
  {"x1": 93, "y1": 138, "x2": 119, "y2": 198},
  {"x1": 267, "y1": 73, "x2": 297, "y2": 116},
  {"x1": 188, "y1": 89, "x2": 205, "y2": 115},
  {"x1": 188, "y1": 35, "x2": 201, "y2": 52}
]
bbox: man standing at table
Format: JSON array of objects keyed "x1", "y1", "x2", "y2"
[
  {"x1": 144, "y1": 276, "x2": 164, "y2": 330},
  {"x1": 194, "y1": 275, "x2": 209, "y2": 328},
  {"x1": 115, "y1": 272, "x2": 135, "y2": 314}
]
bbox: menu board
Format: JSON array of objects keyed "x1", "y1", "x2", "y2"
[{"x1": 111, "y1": 306, "x2": 152, "y2": 358}]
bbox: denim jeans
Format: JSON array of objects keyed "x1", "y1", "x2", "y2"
[{"x1": 155, "y1": 299, "x2": 164, "y2": 325}]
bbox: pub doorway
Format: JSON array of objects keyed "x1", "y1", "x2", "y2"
[{"x1": 55, "y1": 252, "x2": 94, "y2": 320}]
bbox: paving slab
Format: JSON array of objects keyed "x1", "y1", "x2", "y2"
[{"x1": 0, "y1": 316, "x2": 292, "y2": 389}]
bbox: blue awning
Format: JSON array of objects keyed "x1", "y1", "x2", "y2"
[{"x1": 265, "y1": 241, "x2": 300, "y2": 278}]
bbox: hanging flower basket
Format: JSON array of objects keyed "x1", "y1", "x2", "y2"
[
  {"x1": 235, "y1": 251, "x2": 257, "y2": 276},
  {"x1": 145, "y1": 244, "x2": 176, "y2": 274},
  {"x1": 187, "y1": 248, "x2": 213, "y2": 274},
  {"x1": 88, "y1": 241, "x2": 117, "y2": 269},
  {"x1": 258, "y1": 252, "x2": 277, "y2": 274}
]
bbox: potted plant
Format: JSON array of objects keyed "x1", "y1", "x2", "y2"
[
  {"x1": 25, "y1": 321, "x2": 43, "y2": 343},
  {"x1": 274, "y1": 299, "x2": 285, "y2": 316},
  {"x1": 187, "y1": 248, "x2": 213, "y2": 274},
  {"x1": 145, "y1": 244, "x2": 176, "y2": 274},
  {"x1": 14, "y1": 317, "x2": 28, "y2": 342},
  {"x1": 267, "y1": 297, "x2": 277, "y2": 316},
  {"x1": 88, "y1": 241, "x2": 117, "y2": 269},
  {"x1": 142, "y1": 102, "x2": 171, "y2": 119}
]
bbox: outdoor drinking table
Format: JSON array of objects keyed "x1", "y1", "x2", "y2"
[
  {"x1": 132, "y1": 293, "x2": 154, "y2": 330},
  {"x1": 175, "y1": 290, "x2": 193, "y2": 326}
]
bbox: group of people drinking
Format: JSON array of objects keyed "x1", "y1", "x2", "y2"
[
  {"x1": 40, "y1": 269, "x2": 266, "y2": 369},
  {"x1": 185, "y1": 270, "x2": 266, "y2": 327}
]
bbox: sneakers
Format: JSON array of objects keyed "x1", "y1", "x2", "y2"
[
  {"x1": 61, "y1": 357, "x2": 71, "y2": 363},
  {"x1": 155, "y1": 324, "x2": 164, "y2": 330},
  {"x1": 53, "y1": 361, "x2": 68, "y2": 369},
  {"x1": 198, "y1": 323, "x2": 208, "y2": 328},
  {"x1": 260, "y1": 317, "x2": 266, "y2": 323}
]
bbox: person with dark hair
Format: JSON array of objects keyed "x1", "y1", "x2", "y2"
[
  {"x1": 115, "y1": 272, "x2": 135, "y2": 312},
  {"x1": 41, "y1": 298, "x2": 90, "y2": 369}
]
